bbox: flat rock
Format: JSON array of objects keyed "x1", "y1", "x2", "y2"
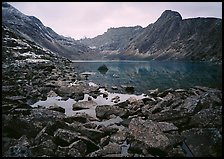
[
  {"x1": 48, "y1": 105, "x2": 65, "y2": 113},
  {"x1": 72, "y1": 100, "x2": 97, "y2": 110},
  {"x1": 95, "y1": 105, "x2": 128, "y2": 119}
]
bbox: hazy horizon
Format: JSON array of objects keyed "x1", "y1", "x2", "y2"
[{"x1": 8, "y1": 2, "x2": 222, "y2": 40}]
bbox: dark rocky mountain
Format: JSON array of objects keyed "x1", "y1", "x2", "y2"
[
  {"x1": 79, "y1": 10, "x2": 222, "y2": 62},
  {"x1": 2, "y1": 25, "x2": 70, "y2": 64},
  {"x1": 2, "y1": 3, "x2": 222, "y2": 62},
  {"x1": 79, "y1": 26, "x2": 143, "y2": 51},
  {"x1": 123, "y1": 10, "x2": 222, "y2": 62},
  {"x1": 2, "y1": 2, "x2": 91, "y2": 60}
]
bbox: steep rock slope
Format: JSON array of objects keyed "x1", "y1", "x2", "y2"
[
  {"x1": 2, "y1": 2, "x2": 90, "y2": 60},
  {"x1": 124, "y1": 10, "x2": 222, "y2": 62}
]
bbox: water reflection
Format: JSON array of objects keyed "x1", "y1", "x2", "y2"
[{"x1": 72, "y1": 60, "x2": 222, "y2": 93}]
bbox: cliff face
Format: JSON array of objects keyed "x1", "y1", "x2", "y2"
[
  {"x1": 79, "y1": 26, "x2": 143, "y2": 51},
  {"x1": 124, "y1": 10, "x2": 222, "y2": 62},
  {"x1": 2, "y1": 2, "x2": 90, "y2": 60}
]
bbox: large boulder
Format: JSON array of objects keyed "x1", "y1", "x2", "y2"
[
  {"x1": 181, "y1": 128, "x2": 222, "y2": 157},
  {"x1": 128, "y1": 117, "x2": 171, "y2": 153}
]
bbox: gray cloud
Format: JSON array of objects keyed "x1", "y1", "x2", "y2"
[{"x1": 8, "y1": 2, "x2": 222, "y2": 40}]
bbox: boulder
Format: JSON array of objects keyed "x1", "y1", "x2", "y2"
[
  {"x1": 111, "y1": 86, "x2": 118, "y2": 90},
  {"x1": 78, "y1": 126, "x2": 104, "y2": 142},
  {"x1": 48, "y1": 105, "x2": 65, "y2": 113},
  {"x1": 181, "y1": 128, "x2": 222, "y2": 157},
  {"x1": 148, "y1": 88, "x2": 159, "y2": 96},
  {"x1": 72, "y1": 101, "x2": 97, "y2": 110},
  {"x1": 125, "y1": 86, "x2": 135, "y2": 93},
  {"x1": 128, "y1": 117, "x2": 171, "y2": 152},
  {"x1": 157, "y1": 122, "x2": 178, "y2": 132},
  {"x1": 95, "y1": 105, "x2": 128, "y2": 119},
  {"x1": 110, "y1": 128, "x2": 128, "y2": 144},
  {"x1": 53, "y1": 128, "x2": 80, "y2": 146},
  {"x1": 97, "y1": 64, "x2": 108, "y2": 74},
  {"x1": 188, "y1": 107, "x2": 222, "y2": 128},
  {"x1": 111, "y1": 95, "x2": 120, "y2": 103},
  {"x1": 55, "y1": 140, "x2": 87, "y2": 157},
  {"x1": 64, "y1": 112, "x2": 98, "y2": 123}
]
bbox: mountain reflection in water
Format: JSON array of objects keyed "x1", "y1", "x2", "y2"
[{"x1": 72, "y1": 60, "x2": 222, "y2": 94}]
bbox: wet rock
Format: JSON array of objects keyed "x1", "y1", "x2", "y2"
[
  {"x1": 111, "y1": 86, "x2": 118, "y2": 90},
  {"x1": 102, "y1": 91, "x2": 109, "y2": 98},
  {"x1": 181, "y1": 128, "x2": 222, "y2": 157},
  {"x1": 128, "y1": 117, "x2": 171, "y2": 152},
  {"x1": 95, "y1": 105, "x2": 128, "y2": 119},
  {"x1": 97, "y1": 64, "x2": 108, "y2": 74},
  {"x1": 148, "y1": 88, "x2": 159, "y2": 96},
  {"x1": 125, "y1": 86, "x2": 135, "y2": 94},
  {"x1": 88, "y1": 91, "x2": 99, "y2": 99},
  {"x1": 111, "y1": 95, "x2": 120, "y2": 103},
  {"x1": 72, "y1": 100, "x2": 97, "y2": 110},
  {"x1": 48, "y1": 104, "x2": 65, "y2": 113}
]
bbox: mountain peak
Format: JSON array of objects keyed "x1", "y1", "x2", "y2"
[
  {"x1": 160, "y1": 10, "x2": 182, "y2": 20},
  {"x1": 155, "y1": 10, "x2": 182, "y2": 25},
  {"x1": 2, "y1": 2, "x2": 11, "y2": 8}
]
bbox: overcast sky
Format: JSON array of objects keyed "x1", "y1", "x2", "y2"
[{"x1": 8, "y1": 2, "x2": 222, "y2": 40}]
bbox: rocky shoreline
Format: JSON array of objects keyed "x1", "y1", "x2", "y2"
[{"x1": 2, "y1": 55, "x2": 222, "y2": 157}]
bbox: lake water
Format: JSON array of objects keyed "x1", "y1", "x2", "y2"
[{"x1": 72, "y1": 60, "x2": 222, "y2": 94}]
